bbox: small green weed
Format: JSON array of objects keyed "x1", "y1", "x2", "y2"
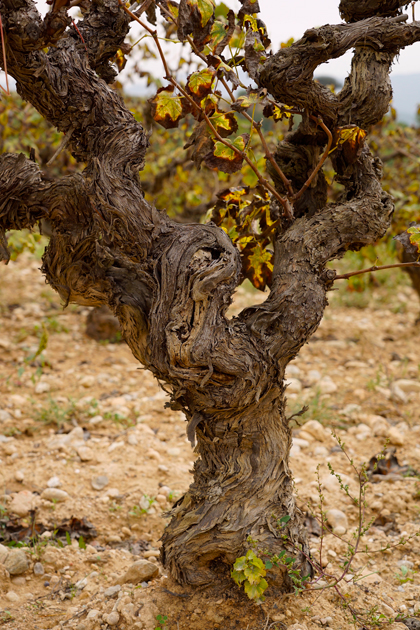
[
  {"x1": 34, "y1": 398, "x2": 76, "y2": 428},
  {"x1": 155, "y1": 614, "x2": 169, "y2": 630},
  {"x1": 130, "y1": 495, "x2": 156, "y2": 517},
  {"x1": 395, "y1": 565, "x2": 416, "y2": 585}
]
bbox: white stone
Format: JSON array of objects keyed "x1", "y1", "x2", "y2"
[
  {"x1": 286, "y1": 378, "x2": 303, "y2": 394},
  {"x1": 290, "y1": 444, "x2": 301, "y2": 457},
  {"x1": 79, "y1": 375, "x2": 95, "y2": 388},
  {"x1": 394, "y1": 379, "x2": 420, "y2": 393},
  {"x1": 41, "y1": 488, "x2": 69, "y2": 502},
  {"x1": 34, "y1": 382, "x2": 50, "y2": 394},
  {"x1": 47, "y1": 476, "x2": 62, "y2": 488},
  {"x1": 388, "y1": 427, "x2": 404, "y2": 446},
  {"x1": 342, "y1": 404, "x2": 362, "y2": 418},
  {"x1": 285, "y1": 365, "x2": 301, "y2": 378},
  {"x1": 77, "y1": 446, "x2": 94, "y2": 461},
  {"x1": 318, "y1": 377, "x2": 337, "y2": 394},
  {"x1": 0, "y1": 410, "x2": 11, "y2": 422},
  {"x1": 391, "y1": 384, "x2": 408, "y2": 404},
  {"x1": 5, "y1": 591, "x2": 19, "y2": 602},
  {"x1": 108, "y1": 441, "x2": 124, "y2": 453},
  {"x1": 313, "y1": 445, "x2": 329, "y2": 457},
  {"x1": 105, "y1": 612, "x2": 120, "y2": 626},
  {"x1": 293, "y1": 438, "x2": 310, "y2": 448},
  {"x1": 127, "y1": 433, "x2": 138, "y2": 446},
  {"x1": 9, "y1": 491, "x2": 36, "y2": 517},
  {"x1": 326, "y1": 509, "x2": 348, "y2": 534},
  {"x1": 0, "y1": 543, "x2": 9, "y2": 564},
  {"x1": 14, "y1": 470, "x2": 24, "y2": 482},
  {"x1": 89, "y1": 415, "x2": 103, "y2": 425},
  {"x1": 302, "y1": 420, "x2": 327, "y2": 442},
  {"x1": 306, "y1": 370, "x2": 321, "y2": 385}
]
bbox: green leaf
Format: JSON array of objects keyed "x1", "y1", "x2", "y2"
[
  {"x1": 231, "y1": 569, "x2": 247, "y2": 584},
  {"x1": 209, "y1": 110, "x2": 238, "y2": 138},
  {"x1": 149, "y1": 86, "x2": 185, "y2": 129},
  {"x1": 65, "y1": 531, "x2": 71, "y2": 545},
  {"x1": 188, "y1": 0, "x2": 215, "y2": 27},
  {"x1": 205, "y1": 134, "x2": 248, "y2": 174},
  {"x1": 407, "y1": 226, "x2": 420, "y2": 250},
  {"x1": 244, "y1": 563, "x2": 266, "y2": 584},
  {"x1": 187, "y1": 68, "x2": 216, "y2": 99},
  {"x1": 233, "y1": 555, "x2": 247, "y2": 571},
  {"x1": 265, "y1": 560, "x2": 273, "y2": 570},
  {"x1": 78, "y1": 536, "x2": 86, "y2": 550},
  {"x1": 279, "y1": 514, "x2": 291, "y2": 524}
]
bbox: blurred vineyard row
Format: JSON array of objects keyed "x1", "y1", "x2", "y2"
[{"x1": 1, "y1": 91, "x2": 420, "y2": 296}]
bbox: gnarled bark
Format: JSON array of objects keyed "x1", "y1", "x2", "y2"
[{"x1": 0, "y1": 0, "x2": 418, "y2": 590}]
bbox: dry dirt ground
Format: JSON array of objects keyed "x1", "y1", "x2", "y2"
[{"x1": 1, "y1": 253, "x2": 420, "y2": 630}]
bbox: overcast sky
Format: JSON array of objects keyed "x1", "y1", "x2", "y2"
[
  {"x1": 2, "y1": 0, "x2": 420, "y2": 92},
  {"x1": 231, "y1": 0, "x2": 420, "y2": 78}
]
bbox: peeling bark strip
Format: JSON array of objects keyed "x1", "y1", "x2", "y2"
[{"x1": 0, "y1": 0, "x2": 419, "y2": 589}]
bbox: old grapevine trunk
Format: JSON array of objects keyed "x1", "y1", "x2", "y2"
[{"x1": 1, "y1": 0, "x2": 420, "y2": 588}]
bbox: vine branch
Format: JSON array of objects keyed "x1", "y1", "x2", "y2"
[{"x1": 335, "y1": 261, "x2": 420, "y2": 280}]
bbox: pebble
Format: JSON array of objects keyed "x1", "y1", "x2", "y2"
[
  {"x1": 5, "y1": 591, "x2": 19, "y2": 602},
  {"x1": 89, "y1": 415, "x2": 103, "y2": 425},
  {"x1": 342, "y1": 404, "x2": 362, "y2": 418},
  {"x1": 14, "y1": 470, "x2": 24, "y2": 482},
  {"x1": 285, "y1": 364, "x2": 301, "y2": 378},
  {"x1": 127, "y1": 433, "x2": 138, "y2": 446},
  {"x1": 91, "y1": 475, "x2": 109, "y2": 491},
  {"x1": 167, "y1": 447, "x2": 181, "y2": 457},
  {"x1": 79, "y1": 375, "x2": 95, "y2": 388},
  {"x1": 394, "y1": 379, "x2": 420, "y2": 393},
  {"x1": 158, "y1": 464, "x2": 169, "y2": 472},
  {"x1": 302, "y1": 420, "x2": 327, "y2": 442},
  {"x1": 0, "y1": 410, "x2": 12, "y2": 422},
  {"x1": 147, "y1": 448, "x2": 162, "y2": 461},
  {"x1": 41, "y1": 488, "x2": 69, "y2": 502},
  {"x1": 313, "y1": 445, "x2": 329, "y2": 457},
  {"x1": 108, "y1": 441, "x2": 124, "y2": 453},
  {"x1": 77, "y1": 446, "x2": 94, "y2": 461},
  {"x1": 35, "y1": 381, "x2": 50, "y2": 394},
  {"x1": 326, "y1": 509, "x2": 348, "y2": 534},
  {"x1": 4, "y1": 549, "x2": 29, "y2": 575},
  {"x1": 11, "y1": 576, "x2": 26, "y2": 586},
  {"x1": 87, "y1": 610, "x2": 101, "y2": 621},
  {"x1": 115, "y1": 560, "x2": 159, "y2": 585},
  {"x1": 104, "y1": 584, "x2": 121, "y2": 598},
  {"x1": 33, "y1": 562, "x2": 44, "y2": 576},
  {"x1": 287, "y1": 624, "x2": 308, "y2": 630},
  {"x1": 2, "y1": 442, "x2": 17, "y2": 456},
  {"x1": 9, "y1": 490, "x2": 36, "y2": 518},
  {"x1": 286, "y1": 378, "x2": 303, "y2": 393},
  {"x1": 0, "y1": 543, "x2": 9, "y2": 564},
  {"x1": 370, "y1": 416, "x2": 390, "y2": 437},
  {"x1": 290, "y1": 444, "x2": 301, "y2": 457},
  {"x1": 105, "y1": 612, "x2": 120, "y2": 626},
  {"x1": 391, "y1": 383, "x2": 408, "y2": 404},
  {"x1": 317, "y1": 376, "x2": 337, "y2": 394},
  {"x1": 388, "y1": 427, "x2": 405, "y2": 446},
  {"x1": 47, "y1": 476, "x2": 62, "y2": 488},
  {"x1": 306, "y1": 370, "x2": 321, "y2": 385}
]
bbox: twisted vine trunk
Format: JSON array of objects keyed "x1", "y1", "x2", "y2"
[{"x1": 1, "y1": 0, "x2": 419, "y2": 590}]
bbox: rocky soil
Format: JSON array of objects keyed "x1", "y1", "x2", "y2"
[{"x1": 1, "y1": 254, "x2": 420, "y2": 630}]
